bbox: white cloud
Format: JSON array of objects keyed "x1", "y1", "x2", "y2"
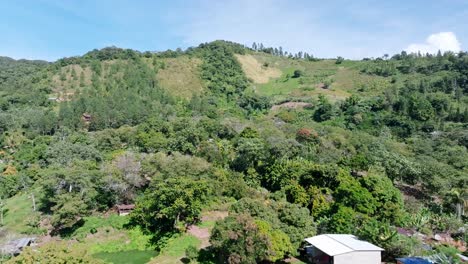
[{"x1": 406, "y1": 32, "x2": 461, "y2": 54}]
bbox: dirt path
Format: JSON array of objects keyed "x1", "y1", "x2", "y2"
[
  {"x1": 187, "y1": 210, "x2": 228, "y2": 249},
  {"x1": 187, "y1": 225, "x2": 210, "y2": 248}
]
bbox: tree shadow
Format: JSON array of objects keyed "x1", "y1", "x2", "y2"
[
  {"x1": 180, "y1": 257, "x2": 191, "y2": 264},
  {"x1": 196, "y1": 247, "x2": 220, "y2": 264},
  {"x1": 53, "y1": 218, "x2": 85, "y2": 237},
  {"x1": 2, "y1": 208, "x2": 10, "y2": 219}
]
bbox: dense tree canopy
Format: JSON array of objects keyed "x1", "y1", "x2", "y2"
[{"x1": 0, "y1": 42, "x2": 466, "y2": 263}]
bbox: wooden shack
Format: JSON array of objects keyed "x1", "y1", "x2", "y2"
[{"x1": 116, "y1": 204, "x2": 135, "y2": 216}]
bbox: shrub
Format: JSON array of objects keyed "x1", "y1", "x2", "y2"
[
  {"x1": 292, "y1": 70, "x2": 303, "y2": 78},
  {"x1": 185, "y1": 245, "x2": 198, "y2": 262}
]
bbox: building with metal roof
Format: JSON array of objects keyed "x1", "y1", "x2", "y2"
[{"x1": 303, "y1": 234, "x2": 383, "y2": 264}]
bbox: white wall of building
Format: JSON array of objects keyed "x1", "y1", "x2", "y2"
[{"x1": 333, "y1": 251, "x2": 381, "y2": 264}]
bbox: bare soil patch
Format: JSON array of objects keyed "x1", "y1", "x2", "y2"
[
  {"x1": 187, "y1": 225, "x2": 210, "y2": 248},
  {"x1": 271, "y1": 102, "x2": 312, "y2": 111}
]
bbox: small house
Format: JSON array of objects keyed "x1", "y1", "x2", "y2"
[
  {"x1": 116, "y1": 204, "x2": 135, "y2": 216},
  {"x1": 303, "y1": 234, "x2": 383, "y2": 264}
]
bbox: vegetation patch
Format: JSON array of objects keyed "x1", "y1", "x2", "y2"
[
  {"x1": 148, "y1": 234, "x2": 200, "y2": 264},
  {"x1": 235, "y1": 54, "x2": 282, "y2": 84},
  {"x1": 93, "y1": 249, "x2": 158, "y2": 264},
  {"x1": 1, "y1": 193, "x2": 42, "y2": 236},
  {"x1": 155, "y1": 56, "x2": 204, "y2": 99}
]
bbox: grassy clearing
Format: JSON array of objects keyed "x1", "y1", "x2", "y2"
[
  {"x1": 2, "y1": 192, "x2": 42, "y2": 236},
  {"x1": 78, "y1": 226, "x2": 152, "y2": 254},
  {"x1": 68, "y1": 215, "x2": 153, "y2": 255},
  {"x1": 148, "y1": 234, "x2": 201, "y2": 264},
  {"x1": 252, "y1": 53, "x2": 391, "y2": 102},
  {"x1": 69, "y1": 214, "x2": 128, "y2": 239},
  {"x1": 235, "y1": 54, "x2": 281, "y2": 84},
  {"x1": 94, "y1": 250, "x2": 158, "y2": 264},
  {"x1": 196, "y1": 220, "x2": 216, "y2": 229},
  {"x1": 256, "y1": 68, "x2": 301, "y2": 96},
  {"x1": 155, "y1": 56, "x2": 204, "y2": 99}
]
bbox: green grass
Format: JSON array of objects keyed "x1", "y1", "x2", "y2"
[
  {"x1": 196, "y1": 220, "x2": 216, "y2": 228},
  {"x1": 154, "y1": 56, "x2": 205, "y2": 99},
  {"x1": 89, "y1": 233, "x2": 201, "y2": 264},
  {"x1": 70, "y1": 214, "x2": 129, "y2": 239},
  {"x1": 84, "y1": 227, "x2": 153, "y2": 254},
  {"x1": 149, "y1": 234, "x2": 201, "y2": 264},
  {"x1": 67, "y1": 215, "x2": 153, "y2": 255},
  {"x1": 256, "y1": 68, "x2": 301, "y2": 96},
  {"x1": 94, "y1": 250, "x2": 158, "y2": 264},
  {"x1": 251, "y1": 53, "x2": 392, "y2": 102},
  {"x1": 160, "y1": 234, "x2": 200, "y2": 257},
  {"x1": 2, "y1": 193, "x2": 43, "y2": 236}
]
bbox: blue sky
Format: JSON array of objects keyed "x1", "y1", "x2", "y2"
[{"x1": 1, "y1": 0, "x2": 467, "y2": 61}]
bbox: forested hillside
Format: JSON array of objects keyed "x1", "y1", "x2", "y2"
[{"x1": 0, "y1": 41, "x2": 466, "y2": 263}]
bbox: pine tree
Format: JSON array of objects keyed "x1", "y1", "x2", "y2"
[
  {"x1": 71, "y1": 68, "x2": 77, "y2": 81},
  {"x1": 79, "y1": 71, "x2": 85, "y2": 87},
  {"x1": 463, "y1": 107, "x2": 468, "y2": 122}
]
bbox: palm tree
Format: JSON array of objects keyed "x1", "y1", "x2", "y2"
[{"x1": 445, "y1": 188, "x2": 467, "y2": 220}]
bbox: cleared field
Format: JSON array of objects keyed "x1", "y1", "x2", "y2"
[
  {"x1": 1, "y1": 192, "x2": 42, "y2": 237},
  {"x1": 94, "y1": 250, "x2": 158, "y2": 264},
  {"x1": 148, "y1": 234, "x2": 201, "y2": 264},
  {"x1": 156, "y1": 56, "x2": 205, "y2": 99},
  {"x1": 235, "y1": 54, "x2": 281, "y2": 83},
  {"x1": 250, "y1": 54, "x2": 391, "y2": 102}
]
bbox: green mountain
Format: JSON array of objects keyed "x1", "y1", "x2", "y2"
[{"x1": 0, "y1": 41, "x2": 467, "y2": 263}]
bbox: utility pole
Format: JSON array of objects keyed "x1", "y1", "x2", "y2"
[{"x1": 0, "y1": 197, "x2": 4, "y2": 226}]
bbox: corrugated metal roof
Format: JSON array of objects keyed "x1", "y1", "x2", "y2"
[
  {"x1": 304, "y1": 234, "x2": 384, "y2": 256},
  {"x1": 16, "y1": 238, "x2": 33, "y2": 249},
  {"x1": 396, "y1": 257, "x2": 433, "y2": 264}
]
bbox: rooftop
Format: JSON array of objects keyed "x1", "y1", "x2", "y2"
[
  {"x1": 304, "y1": 234, "x2": 384, "y2": 256},
  {"x1": 396, "y1": 257, "x2": 433, "y2": 264},
  {"x1": 116, "y1": 204, "x2": 135, "y2": 210}
]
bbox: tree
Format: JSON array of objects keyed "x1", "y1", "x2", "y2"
[
  {"x1": 359, "y1": 170, "x2": 404, "y2": 223},
  {"x1": 210, "y1": 214, "x2": 271, "y2": 264},
  {"x1": 252, "y1": 42, "x2": 257, "y2": 51},
  {"x1": 130, "y1": 178, "x2": 211, "y2": 238},
  {"x1": 336, "y1": 56, "x2": 344, "y2": 64},
  {"x1": 329, "y1": 206, "x2": 359, "y2": 233},
  {"x1": 50, "y1": 193, "x2": 88, "y2": 231},
  {"x1": 185, "y1": 245, "x2": 198, "y2": 262},
  {"x1": 444, "y1": 188, "x2": 466, "y2": 220},
  {"x1": 233, "y1": 137, "x2": 267, "y2": 172},
  {"x1": 313, "y1": 95, "x2": 334, "y2": 122},
  {"x1": 334, "y1": 175, "x2": 377, "y2": 215},
  {"x1": 292, "y1": 69, "x2": 303, "y2": 78},
  {"x1": 102, "y1": 152, "x2": 146, "y2": 204},
  {"x1": 6, "y1": 241, "x2": 104, "y2": 263},
  {"x1": 256, "y1": 220, "x2": 294, "y2": 262},
  {"x1": 229, "y1": 198, "x2": 315, "y2": 252},
  {"x1": 39, "y1": 163, "x2": 105, "y2": 231}
]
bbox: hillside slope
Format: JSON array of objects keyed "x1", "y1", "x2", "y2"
[{"x1": 1, "y1": 41, "x2": 467, "y2": 263}]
